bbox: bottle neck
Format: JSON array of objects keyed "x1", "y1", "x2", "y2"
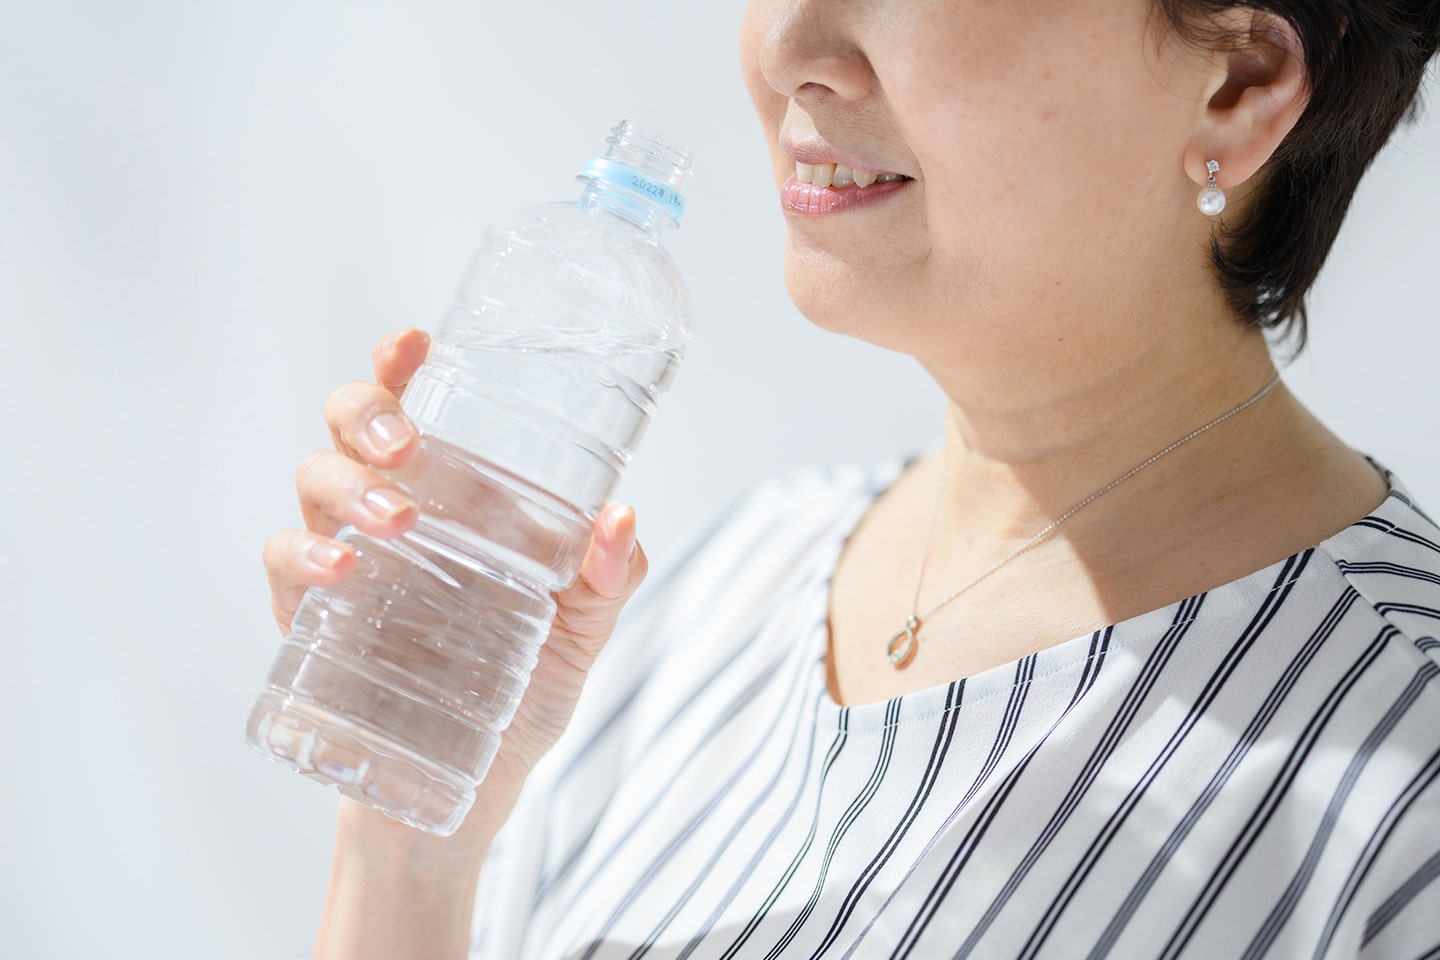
[
  {"x1": 578, "y1": 185, "x2": 673, "y2": 240},
  {"x1": 575, "y1": 137, "x2": 689, "y2": 239},
  {"x1": 576, "y1": 166, "x2": 682, "y2": 238}
]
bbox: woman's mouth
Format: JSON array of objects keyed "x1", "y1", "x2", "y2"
[
  {"x1": 782, "y1": 161, "x2": 914, "y2": 215},
  {"x1": 794, "y1": 161, "x2": 910, "y2": 188}
]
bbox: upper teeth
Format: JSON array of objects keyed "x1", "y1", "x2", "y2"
[{"x1": 794, "y1": 162, "x2": 903, "y2": 188}]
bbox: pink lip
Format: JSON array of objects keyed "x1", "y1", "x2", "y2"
[
  {"x1": 780, "y1": 135, "x2": 908, "y2": 179},
  {"x1": 780, "y1": 175, "x2": 911, "y2": 215}
]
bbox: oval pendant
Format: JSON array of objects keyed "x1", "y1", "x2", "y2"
[{"x1": 885, "y1": 614, "x2": 921, "y2": 668}]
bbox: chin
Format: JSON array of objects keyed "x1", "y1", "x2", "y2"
[
  {"x1": 781, "y1": 232, "x2": 954, "y2": 355},
  {"x1": 782, "y1": 248, "x2": 907, "y2": 351}
]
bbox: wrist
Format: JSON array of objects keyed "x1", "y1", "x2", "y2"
[
  {"x1": 313, "y1": 758, "x2": 533, "y2": 959},
  {"x1": 334, "y1": 800, "x2": 489, "y2": 874},
  {"x1": 315, "y1": 801, "x2": 493, "y2": 960}
]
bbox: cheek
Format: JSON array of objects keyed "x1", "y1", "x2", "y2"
[{"x1": 892, "y1": 26, "x2": 1184, "y2": 282}]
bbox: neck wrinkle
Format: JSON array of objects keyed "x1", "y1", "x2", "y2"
[{"x1": 927, "y1": 328, "x2": 1280, "y2": 546}]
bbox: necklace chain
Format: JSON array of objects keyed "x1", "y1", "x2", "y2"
[{"x1": 884, "y1": 373, "x2": 1282, "y2": 667}]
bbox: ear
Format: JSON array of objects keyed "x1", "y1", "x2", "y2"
[{"x1": 1184, "y1": 12, "x2": 1310, "y2": 192}]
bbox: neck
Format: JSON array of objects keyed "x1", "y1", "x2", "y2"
[
  {"x1": 921, "y1": 320, "x2": 1285, "y2": 547},
  {"x1": 826, "y1": 302, "x2": 1389, "y2": 704}
]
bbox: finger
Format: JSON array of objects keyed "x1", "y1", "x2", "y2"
[
  {"x1": 263, "y1": 529, "x2": 355, "y2": 634},
  {"x1": 296, "y1": 448, "x2": 419, "y2": 539},
  {"x1": 323, "y1": 380, "x2": 419, "y2": 470},
  {"x1": 580, "y1": 504, "x2": 644, "y2": 600},
  {"x1": 371, "y1": 328, "x2": 431, "y2": 399},
  {"x1": 551, "y1": 504, "x2": 648, "y2": 657}
]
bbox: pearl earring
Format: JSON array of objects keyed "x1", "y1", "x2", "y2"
[{"x1": 1197, "y1": 160, "x2": 1226, "y2": 216}]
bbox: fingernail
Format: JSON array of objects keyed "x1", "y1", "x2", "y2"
[
  {"x1": 609, "y1": 505, "x2": 637, "y2": 558},
  {"x1": 367, "y1": 413, "x2": 413, "y2": 457},
  {"x1": 364, "y1": 488, "x2": 412, "y2": 520},
  {"x1": 308, "y1": 542, "x2": 348, "y2": 569}
]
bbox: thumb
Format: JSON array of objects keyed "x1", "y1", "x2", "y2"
[
  {"x1": 371, "y1": 328, "x2": 431, "y2": 399},
  {"x1": 550, "y1": 503, "x2": 648, "y2": 655}
]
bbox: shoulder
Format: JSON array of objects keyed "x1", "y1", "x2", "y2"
[
  {"x1": 1291, "y1": 468, "x2": 1440, "y2": 952},
  {"x1": 1279, "y1": 466, "x2": 1440, "y2": 774},
  {"x1": 1311, "y1": 467, "x2": 1440, "y2": 670}
]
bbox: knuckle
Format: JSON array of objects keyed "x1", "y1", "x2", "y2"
[
  {"x1": 324, "y1": 380, "x2": 377, "y2": 426},
  {"x1": 569, "y1": 573, "x2": 635, "y2": 623},
  {"x1": 295, "y1": 449, "x2": 330, "y2": 487},
  {"x1": 323, "y1": 380, "x2": 359, "y2": 414},
  {"x1": 578, "y1": 572, "x2": 626, "y2": 606},
  {"x1": 262, "y1": 530, "x2": 308, "y2": 582},
  {"x1": 261, "y1": 530, "x2": 288, "y2": 568},
  {"x1": 271, "y1": 598, "x2": 297, "y2": 634},
  {"x1": 553, "y1": 603, "x2": 613, "y2": 644}
]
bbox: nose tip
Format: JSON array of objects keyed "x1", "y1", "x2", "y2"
[{"x1": 757, "y1": 0, "x2": 874, "y2": 102}]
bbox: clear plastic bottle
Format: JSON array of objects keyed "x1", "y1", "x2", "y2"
[{"x1": 246, "y1": 121, "x2": 695, "y2": 836}]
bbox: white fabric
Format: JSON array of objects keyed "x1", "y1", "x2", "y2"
[{"x1": 472, "y1": 459, "x2": 1440, "y2": 959}]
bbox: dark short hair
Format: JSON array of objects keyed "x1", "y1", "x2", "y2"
[{"x1": 1156, "y1": 0, "x2": 1440, "y2": 351}]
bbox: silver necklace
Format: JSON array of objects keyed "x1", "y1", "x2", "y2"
[{"x1": 884, "y1": 373, "x2": 1282, "y2": 668}]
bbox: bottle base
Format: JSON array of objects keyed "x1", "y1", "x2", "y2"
[{"x1": 246, "y1": 692, "x2": 479, "y2": 836}]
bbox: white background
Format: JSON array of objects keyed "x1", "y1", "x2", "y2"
[{"x1": 1, "y1": 2, "x2": 1435, "y2": 957}]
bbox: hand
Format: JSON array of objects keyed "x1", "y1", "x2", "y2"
[
  {"x1": 265, "y1": 328, "x2": 652, "y2": 959},
  {"x1": 262, "y1": 326, "x2": 649, "y2": 857}
]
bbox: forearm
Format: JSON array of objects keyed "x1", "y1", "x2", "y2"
[{"x1": 312, "y1": 799, "x2": 503, "y2": 960}]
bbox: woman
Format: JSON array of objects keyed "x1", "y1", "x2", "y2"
[{"x1": 263, "y1": 0, "x2": 1440, "y2": 956}]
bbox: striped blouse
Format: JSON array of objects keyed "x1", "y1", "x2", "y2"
[{"x1": 471, "y1": 459, "x2": 1440, "y2": 959}]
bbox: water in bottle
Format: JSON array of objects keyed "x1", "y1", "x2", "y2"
[{"x1": 246, "y1": 121, "x2": 695, "y2": 836}]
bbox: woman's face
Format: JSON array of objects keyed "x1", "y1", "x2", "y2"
[{"x1": 740, "y1": 0, "x2": 1224, "y2": 372}]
